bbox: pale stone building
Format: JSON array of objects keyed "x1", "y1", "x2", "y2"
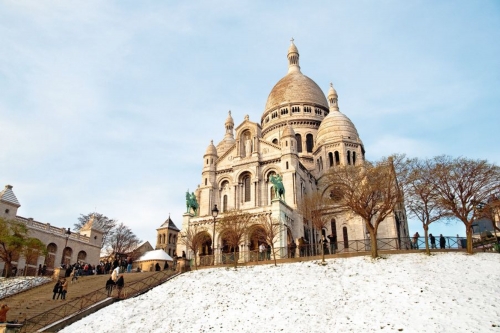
[
  {"x1": 177, "y1": 41, "x2": 409, "y2": 263},
  {"x1": 0, "y1": 185, "x2": 102, "y2": 276},
  {"x1": 155, "y1": 216, "x2": 180, "y2": 257}
]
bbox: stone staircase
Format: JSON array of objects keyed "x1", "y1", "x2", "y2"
[{"x1": 2, "y1": 271, "x2": 162, "y2": 324}]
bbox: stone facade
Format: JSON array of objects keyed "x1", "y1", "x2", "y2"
[
  {"x1": 177, "y1": 41, "x2": 410, "y2": 262},
  {"x1": 0, "y1": 185, "x2": 102, "y2": 276},
  {"x1": 155, "y1": 216, "x2": 180, "y2": 257}
]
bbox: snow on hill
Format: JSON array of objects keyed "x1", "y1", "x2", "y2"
[{"x1": 61, "y1": 253, "x2": 500, "y2": 333}]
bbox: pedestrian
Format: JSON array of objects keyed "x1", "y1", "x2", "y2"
[
  {"x1": 38, "y1": 264, "x2": 42, "y2": 276},
  {"x1": 259, "y1": 243, "x2": 266, "y2": 261},
  {"x1": 126, "y1": 257, "x2": 133, "y2": 273},
  {"x1": 0, "y1": 304, "x2": 10, "y2": 323},
  {"x1": 322, "y1": 235, "x2": 329, "y2": 255},
  {"x1": 327, "y1": 233, "x2": 336, "y2": 254},
  {"x1": 439, "y1": 234, "x2": 446, "y2": 249},
  {"x1": 266, "y1": 243, "x2": 271, "y2": 260},
  {"x1": 429, "y1": 234, "x2": 436, "y2": 249},
  {"x1": 413, "y1": 232, "x2": 420, "y2": 249},
  {"x1": 60, "y1": 278, "x2": 68, "y2": 300},
  {"x1": 52, "y1": 280, "x2": 62, "y2": 300},
  {"x1": 105, "y1": 277, "x2": 115, "y2": 297},
  {"x1": 289, "y1": 240, "x2": 297, "y2": 258},
  {"x1": 115, "y1": 274, "x2": 124, "y2": 298},
  {"x1": 111, "y1": 266, "x2": 119, "y2": 283}
]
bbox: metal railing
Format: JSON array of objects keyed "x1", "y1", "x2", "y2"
[
  {"x1": 187, "y1": 235, "x2": 482, "y2": 268},
  {"x1": 0, "y1": 277, "x2": 52, "y2": 300},
  {"x1": 21, "y1": 270, "x2": 178, "y2": 333}
]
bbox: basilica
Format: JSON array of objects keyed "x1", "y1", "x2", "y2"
[{"x1": 177, "y1": 41, "x2": 409, "y2": 262}]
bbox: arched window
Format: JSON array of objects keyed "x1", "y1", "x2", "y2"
[
  {"x1": 243, "y1": 174, "x2": 251, "y2": 202},
  {"x1": 286, "y1": 161, "x2": 289, "y2": 169},
  {"x1": 223, "y1": 195, "x2": 228, "y2": 212},
  {"x1": 295, "y1": 134, "x2": 302, "y2": 152},
  {"x1": 347, "y1": 151, "x2": 351, "y2": 165},
  {"x1": 331, "y1": 219, "x2": 337, "y2": 237},
  {"x1": 343, "y1": 226, "x2": 349, "y2": 249},
  {"x1": 306, "y1": 134, "x2": 314, "y2": 153},
  {"x1": 319, "y1": 156, "x2": 323, "y2": 170},
  {"x1": 205, "y1": 178, "x2": 207, "y2": 186},
  {"x1": 335, "y1": 151, "x2": 340, "y2": 165},
  {"x1": 353, "y1": 152, "x2": 357, "y2": 165},
  {"x1": 329, "y1": 152, "x2": 334, "y2": 167},
  {"x1": 272, "y1": 138, "x2": 278, "y2": 145},
  {"x1": 77, "y1": 251, "x2": 87, "y2": 262}
]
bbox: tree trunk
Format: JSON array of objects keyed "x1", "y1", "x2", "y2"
[
  {"x1": 321, "y1": 241, "x2": 325, "y2": 263},
  {"x1": 466, "y1": 224, "x2": 474, "y2": 254},
  {"x1": 233, "y1": 248, "x2": 238, "y2": 269},
  {"x1": 424, "y1": 225, "x2": 430, "y2": 255},
  {"x1": 193, "y1": 251, "x2": 198, "y2": 270},
  {"x1": 272, "y1": 245, "x2": 277, "y2": 267},
  {"x1": 370, "y1": 232, "x2": 378, "y2": 258},
  {"x1": 4, "y1": 261, "x2": 11, "y2": 278}
]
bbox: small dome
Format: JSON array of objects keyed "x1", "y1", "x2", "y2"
[
  {"x1": 288, "y1": 40, "x2": 298, "y2": 54},
  {"x1": 316, "y1": 111, "x2": 361, "y2": 146},
  {"x1": 328, "y1": 83, "x2": 338, "y2": 97},
  {"x1": 205, "y1": 140, "x2": 218, "y2": 156}
]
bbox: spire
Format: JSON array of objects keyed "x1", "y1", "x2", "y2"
[
  {"x1": 0, "y1": 185, "x2": 20, "y2": 207},
  {"x1": 224, "y1": 110, "x2": 234, "y2": 140},
  {"x1": 287, "y1": 38, "x2": 300, "y2": 74},
  {"x1": 328, "y1": 82, "x2": 339, "y2": 112}
]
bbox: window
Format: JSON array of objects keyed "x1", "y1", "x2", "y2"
[
  {"x1": 295, "y1": 134, "x2": 302, "y2": 153},
  {"x1": 315, "y1": 108, "x2": 322, "y2": 116},
  {"x1": 223, "y1": 195, "x2": 228, "y2": 212},
  {"x1": 272, "y1": 138, "x2": 278, "y2": 145},
  {"x1": 205, "y1": 178, "x2": 207, "y2": 185},
  {"x1": 353, "y1": 152, "x2": 357, "y2": 165},
  {"x1": 331, "y1": 219, "x2": 337, "y2": 237},
  {"x1": 280, "y1": 108, "x2": 289, "y2": 115},
  {"x1": 328, "y1": 152, "x2": 333, "y2": 167},
  {"x1": 286, "y1": 161, "x2": 289, "y2": 169},
  {"x1": 335, "y1": 151, "x2": 340, "y2": 165},
  {"x1": 343, "y1": 226, "x2": 349, "y2": 249},
  {"x1": 243, "y1": 174, "x2": 251, "y2": 202},
  {"x1": 306, "y1": 134, "x2": 314, "y2": 153},
  {"x1": 347, "y1": 151, "x2": 351, "y2": 165},
  {"x1": 304, "y1": 106, "x2": 311, "y2": 113},
  {"x1": 292, "y1": 106, "x2": 300, "y2": 113}
]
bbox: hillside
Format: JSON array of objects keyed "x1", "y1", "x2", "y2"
[{"x1": 61, "y1": 253, "x2": 500, "y2": 333}]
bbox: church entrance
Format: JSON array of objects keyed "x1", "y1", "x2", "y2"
[
  {"x1": 248, "y1": 225, "x2": 266, "y2": 262},
  {"x1": 197, "y1": 231, "x2": 213, "y2": 266},
  {"x1": 220, "y1": 236, "x2": 239, "y2": 265}
]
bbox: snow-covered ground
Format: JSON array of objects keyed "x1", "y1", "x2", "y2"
[
  {"x1": 0, "y1": 276, "x2": 51, "y2": 299},
  {"x1": 61, "y1": 253, "x2": 500, "y2": 333}
]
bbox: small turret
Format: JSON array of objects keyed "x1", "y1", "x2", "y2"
[
  {"x1": 328, "y1": 83, "x2": 339, "y2": 112},
  {"x1": 287, "y1": 38, "x2": 300, "y2": 74}
]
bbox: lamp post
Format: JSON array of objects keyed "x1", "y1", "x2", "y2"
[
  {"x1": 211, "y1": 204, "x2": 219, "y2": 265},
  {"x1": 60, "y1": 227, "x2": 71, "y2": 267}
]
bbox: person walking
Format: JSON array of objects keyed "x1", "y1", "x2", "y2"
[
  {"x1": 105, "y1": 277, "x2": 115, "y2": 297},
  {"x1": 429, "y1": 234, "x2": 436, "y2": 249},
  {"x1": 327, "y1": 233, "x2": 336, "y2": 254},
  {"x1": 115, "y1": 275, "x2": 125, "y2": 298},
  {"x1": 52, "y1": 280, "x2": 61, "y2": 300},
  {"x1": 439, "y1": 234, "x2": 446, "y2": 249},
  {"x1": 60, "y1": 278, "x2": 68, "y2": 300},
  {"x1": 412, "y1": 232, "x2": 420, "y2": 249},
  {"x1": 259, "y1": 243, "x2": 266, "y2": 261},
  {"x1": 126, "y1": 257, "x2": 133, "y2": 273},
  {"x1": 289, "y1": 240, "x2": 297, "y2": 258}
]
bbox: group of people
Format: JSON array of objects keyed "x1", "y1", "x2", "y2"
[
  {"x1": 106, "y1": 266, "x2": 125, "y2": 298},
  {"x1": 52, "y1": 278, "x2": 69, "y2": 300},
  {"x1": 413, "y1": 232, "x2": 447, "y2": 249}
]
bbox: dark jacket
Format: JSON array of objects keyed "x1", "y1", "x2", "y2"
[
  {"x1": 116, "y1": 276, "x2": 124, "y2": 288},
  {"x1": 106, "y1": 278, "x2": 115, "y2": 289},
  {"x1": 53, "y1": 282, "x2": 61, "y2": 293}
]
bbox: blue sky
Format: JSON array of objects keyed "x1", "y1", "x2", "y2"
[{"x1": 1, "y1": 1, "x2": 499, "y2": 245}]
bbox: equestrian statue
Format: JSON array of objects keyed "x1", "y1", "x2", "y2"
[
  {"x1": 269, "y1": 174, "x2": 285, "y2": 201},
  {"x1": 186, "y1": 191, "x2": 199, "y2": 216}
]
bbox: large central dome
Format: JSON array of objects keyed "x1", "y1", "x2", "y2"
[{"x1": 264, "y1": 71, "x2": 329, "y2": 112}]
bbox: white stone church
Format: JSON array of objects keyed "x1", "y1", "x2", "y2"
[{"x1": 177, "y1": 41, "x2": 409, "y2": 263}]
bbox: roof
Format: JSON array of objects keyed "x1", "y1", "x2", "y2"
[
  {"x1": 0, "y1": 185, "x2": 20, "y2": 207},
  {"x1": 135, "y1": 249, "x2": 173, "y2": 262},
  {"x1": 159, "y1": 216, "x2": 180, "y2": 231}
]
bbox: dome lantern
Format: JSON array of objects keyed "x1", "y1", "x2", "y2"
[{"x1": 287, "y1": 38, "x2": 300, "y2": 74}]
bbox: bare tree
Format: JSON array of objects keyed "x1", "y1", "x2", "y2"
[
  {"x1": 254, "y1": 214, "x2": 282, "y2": 266},
  {"x1": 74, "y1": 213, "x2": 117, "y2": 248},
  {"x1": 404, "y1": 158, "x2": 450, "y2": 254},
  {"x1": 106, "y1": 222, "x2": 141, "y2": 256},
  {"x1": 325, "y1": 156, "x2": 404, "y2": 258},
  {"x1": 216, "y1": 210, "x2": 253, "y2": 269},
  {"x1": 178, "y1": 224, "x2": 211, "y2": 270},
  {"x1": 430, "y1": 156, "x2": 500, "y2": 254},
  {"x1": 297, "y1": 192, "x2": 337, "y2": 263}
]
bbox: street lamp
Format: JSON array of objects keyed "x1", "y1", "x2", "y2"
[
  {"x1": 60, "y1": 227, "x2": 71, "y2": 267},
  {"x1": 211, "y1": 204, "x2": 219, "y2": 265}
]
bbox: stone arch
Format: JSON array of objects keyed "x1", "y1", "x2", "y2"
[
  {"x1": 62, "y1": 247, "x2": 73, "y2": 266},
  {"x1": 77, "y1": 250, "x2": 87, "y2": 262},
  {"x1": 220, "y1": 231, "x2": 240, "y2": 264},
  {"x1": 44, "y1": 243, "x2": 57, "y2": 269}
]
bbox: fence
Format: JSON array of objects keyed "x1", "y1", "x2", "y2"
[
  {"x1": 21, "y1": 270, "x2": 179, "y2": 333},
  {"x1": 187, "y1": 235, "x2": 476, "y2": 268}
]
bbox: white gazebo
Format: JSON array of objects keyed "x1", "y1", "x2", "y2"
[{"x1": 134, "y1": 249, "x2": 174, "y2": 272}]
